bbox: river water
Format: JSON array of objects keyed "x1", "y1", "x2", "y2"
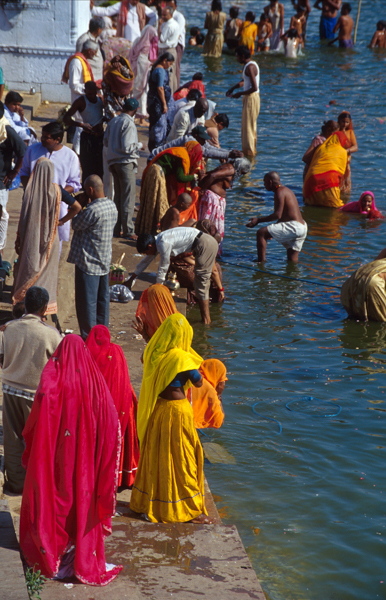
[{"x1": 178, "y1": 1, "x2": 386, "y2": 598}]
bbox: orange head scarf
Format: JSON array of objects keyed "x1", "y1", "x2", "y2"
[
  {"x1": 185, "y1": 140, "x2": 203, "y2": 173},
  {"x1": 136, "y1": 284, "x2": 178, "y2": 339},
  {"x1": 191, "y1": 359, "x2": 227, "y2": 429}
]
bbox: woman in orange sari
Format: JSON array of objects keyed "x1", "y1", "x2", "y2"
[
  {"x1": 135, "y1": 141, "x2": 203, "y2": 235},
  {"x1": 239, "y1": 12, "x2": 259, "y2": 55},
  {"x1": 303, "y1": 131, "x2": 348, "y2": 208},
  {"x1": 189, "y1": 359, "x2": 227, "y2": 429},
  {"x1": 133, "y1": 284, "x2": 178, "y2": 341}
]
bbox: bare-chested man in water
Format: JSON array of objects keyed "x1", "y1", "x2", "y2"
[
  {"x1": 330, "y1": 2, "x2": 354, "y2": 48},
  {"x1": 370, "y1": 21, "x2": 386, "y2": 49},
  {"x1": 246, "y1": 171, "x2": 307, "y2": 263},
  {"x1": 314, "y1": 0, "x2": 342, "y2": 40}
]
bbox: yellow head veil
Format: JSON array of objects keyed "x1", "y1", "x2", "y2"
[{"x1": 137, "y1": 313, "x2": 203, "y2": 444}]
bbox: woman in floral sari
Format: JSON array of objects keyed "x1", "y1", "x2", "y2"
[
  {"x1": 135, "y1": 141, "x2": 203, "y2": 235},
  {"x1": 303, "y1": 131, "x2": 349, "y2": 208}
]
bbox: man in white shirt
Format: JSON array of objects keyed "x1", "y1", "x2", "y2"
[
  {"x1": 167, "y1": 97, "x2": 208, "y2": 141},
  {"x1": 165, "y1": 0, "x2": 185, "y2": 87},
  {"x1": 76, "y1": 17, "x2": 105, "y2": 84},
  {"x1": 125, "y1": 229, "x2": 222, "y2": 324},
  {"x1": 92, "y1": 0, "x2": 156, "y2": 43},
  {"x1": 3, "y1": 91, "x2": 37, "y2": 144},
  {"x1": 158, "y1": 7, "x2": 180, "y2": 93}
]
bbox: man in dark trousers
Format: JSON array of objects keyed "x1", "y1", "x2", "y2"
[{"x1": 67, "y1": 175, "x2": 117, "y2": 339}]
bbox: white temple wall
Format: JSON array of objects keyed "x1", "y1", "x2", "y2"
[{"x1": 0, "y1": 0, "x2": 90, "y2": 102}]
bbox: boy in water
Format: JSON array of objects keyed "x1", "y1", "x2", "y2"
[
  {"x1": 160, "y1": 193, "x2": 193, "y2": 230},
  {"x1": 370, "y1": 21, "x2": 386, "y2": 49},
  {"x1": 246, "y1": 171, "x2": 307, "y2": 263},
  {"x1": 330, "y1": 3, "x2": 354, "y2": 48},
  {"x1": 256, "y1": 14, "x2": 272, "y2": 52},
  {"x1": 290, "y1": 4, "x2": 307, "y2": 42}
]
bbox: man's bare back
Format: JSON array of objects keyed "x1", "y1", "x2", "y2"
[
  {"x1": 275, "y1": 186, "x2": 305, "y2": 224},
  {"x1": 335, "y1": 13, "x2": 353, "y2": 40}
]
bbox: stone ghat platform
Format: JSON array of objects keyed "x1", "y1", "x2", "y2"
[{"x1": 0, "y1": 102, "x2": 266, "y2": 600}]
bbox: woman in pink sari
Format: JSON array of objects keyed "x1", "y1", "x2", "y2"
[
  {"x1": 20, "y1": 335, "x2": 122, "y2": 586},
  {"x1": 339, "y1": 191, "x2": 383, "y2": 220},
  {"x1": 129, "y1": 25, "x2": 158, "y2": 123}
]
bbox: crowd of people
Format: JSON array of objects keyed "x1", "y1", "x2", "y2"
[{"x1": 0, "y1": 0, "x2": 385, "y2": 589}]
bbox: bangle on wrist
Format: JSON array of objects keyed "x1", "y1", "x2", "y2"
[{"x1": 219, "y1": 287, "x2": 224, "y2": 292}]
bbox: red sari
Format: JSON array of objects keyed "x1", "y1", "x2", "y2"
[
  {"x1": 20, "y1": 335, "x2": 122, "y2": 586},
  {"x1": 86, "y1": 325, "x2": 139, "y2": 488}
]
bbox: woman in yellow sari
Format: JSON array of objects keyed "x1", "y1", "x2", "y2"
[
  {"x1": 303, "y1": 131, "x2": 348, "y2": 208},
  {"x1": 130, "y1": 314, "x2": 212, "y2": 524},
  {"x1": 239, "y1": 12, "x2": 259, "y2": 55}
]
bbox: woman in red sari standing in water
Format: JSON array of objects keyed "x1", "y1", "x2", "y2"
[
  {"x1": 86, "y1": 325, "x2": 139, "y2": 489},
  {"x1": 20, "y1": 335, "x2": 122, "y2": 586}
]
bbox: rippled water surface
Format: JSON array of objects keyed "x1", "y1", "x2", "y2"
[{"x1": 178, "y1": 1, "x2": 386, "y2": 598}]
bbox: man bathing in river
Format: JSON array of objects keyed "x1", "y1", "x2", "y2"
[
  {"x1": 330, "y1": 3, "x2": 354, "y2": 48},
  {"x1": 314, "y1": 0, "x2": 342, "y2": 40},
  {"x1": 246, "y1": 172, "x2": 307, "y2": 263}
]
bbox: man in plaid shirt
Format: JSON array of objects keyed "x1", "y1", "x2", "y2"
[{"x1": 68, "y1": 175, "x2": 117, "y2": 339}]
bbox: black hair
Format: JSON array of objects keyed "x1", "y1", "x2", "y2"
[
  {"x1": 287, "y1": 28, "x2": 299, "y2": 39},
  {"x1": 150, "y1": 51, "x2": 175, "y2": 74},
  {"x1": 192, "y1": 72, "x2": 203, "y2": 81},
  {"x1": 5, "y1": 91, "x2": 23, "y2": 104},
  {"x1": 12, "y1": 302, "x2": 25, "y2": 319},
  {"x1": 42, "y1": 121, "x2": 64, "y2": 142},
  {"x1": 245, "y1": 11, "x2": 256, "y2": 23},
  {"x1": 211, "y1": 0, "x2": 222, "y2": 11},
  {"x1": 137, "y1": 233, "x2": 156, "y2": 254},
  {"x1": 25, "y1": 286, "x2": 49, "y2": 314},
  {"x1": 260, "y1": 13, "x2": 268, "y2": 20},
  {"x1": 229, "y1": 6, "x2": 239, "y2": 18},
  {"x1": 338, "y1": 111, "x2": 351, "y2": 122},
  {"x1": 342, "y1": 2, "x2": 351, "y2": 12},
  {"x1": 321, "y1": 119, "x2": 338, "y2": 136},
  {"x1": 89, "y1": 16, "x2": 105, "y2": 33},
  {"x1": 215, "y1": 113, "x2": 229, "y2": 128},
  {"x1": 196, "y1": 33, "x2": 205, "y2": 44},
  {"x1": 187, "y1": 89, "x2": 202, "y2": 101},
  {"x1": 190, "y1": 26, "x2": 200, "y2": 36},
  {"x1": 85, "y1": 80, "x2": 98, "y2": 91},
  {"x1": 235, "y1": 45, "x2": 251, "y2": 59}
]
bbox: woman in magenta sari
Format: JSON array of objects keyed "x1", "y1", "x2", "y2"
[
  {"x1": 339, "y1": 191, "x2": 383, "y2": 220},
  {"x1": 129, "y1": 25, "x2": 158, "y2": 123},
  {"x1": 20, "y1": 335, "x2": 122, "y2": 586},
  {"x1": 86, "y1": 325, "x2": 139, "y2": 489}
]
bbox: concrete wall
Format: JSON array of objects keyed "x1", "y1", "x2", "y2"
[{"x1": 0, "y1": 0, "x2": 90, "y2": 102}]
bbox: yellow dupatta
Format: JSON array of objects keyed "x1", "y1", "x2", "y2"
[{"x1": 137, "y1": 313, "x2": 203, "y2": 444}]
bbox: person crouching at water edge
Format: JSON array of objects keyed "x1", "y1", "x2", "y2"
[
  {"x1": 130, "y1": 313, "x2": 213, "y2": 524},
  {"x1": 246, "y1": 171, "x2": 307, "y2": 263}
]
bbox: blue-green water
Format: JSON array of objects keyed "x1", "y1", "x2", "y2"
[{"x1": 179, "y1": 1, "x2": 386, "y2": 598}]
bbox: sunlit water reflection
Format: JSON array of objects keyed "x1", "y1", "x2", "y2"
[{"x1": 178, "y1": 1, "x2": 386, "y2": 598}]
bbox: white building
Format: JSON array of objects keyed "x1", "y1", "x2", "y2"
[{"x1": 0, "y1": 0, "x2": 90, "y2": 102}]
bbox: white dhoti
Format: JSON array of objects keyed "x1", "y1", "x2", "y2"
[{"x1": 267, "y1": 221, "x2": 308, "y2": 252}]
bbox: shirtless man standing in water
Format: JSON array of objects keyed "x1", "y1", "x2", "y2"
[
  {"x1": 314, "y1": 0, "x2": 342, "y2": 40},
  {"x1": 330, "y1": 2, "x2": 354, "y2": 48},
  {"x1": 246, "y1": 171, "x2": 307, "y2": 263}
]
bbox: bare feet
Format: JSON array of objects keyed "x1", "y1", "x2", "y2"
[{"x1": 190, "y1": 514, "x2": 214, "y2": 524}]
